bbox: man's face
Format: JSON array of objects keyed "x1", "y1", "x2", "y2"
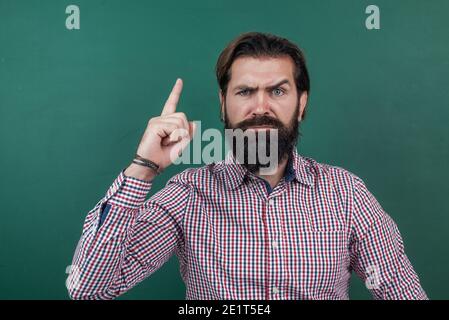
[{"x1": 220, "y1": 56, "x2": 308, "y2": 172}]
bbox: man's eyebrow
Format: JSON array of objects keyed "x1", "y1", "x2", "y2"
[
  {"x1": 233, "y1": 79, "x2": 291, "y2": 92},
  {"x1": 266, "y1": 79, "x2": 291, "y2": 90}
]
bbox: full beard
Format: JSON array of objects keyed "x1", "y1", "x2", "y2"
[{"x1": 224, "y1": 105, "x2": 300, "y2": 174}]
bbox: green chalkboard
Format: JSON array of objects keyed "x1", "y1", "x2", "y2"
[{"x1": 0, "y1": 0, "x2": 448, "y2": 299}]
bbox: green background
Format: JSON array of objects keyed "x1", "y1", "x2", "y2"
[{"x1": 1, "y1": 0, "x2": 448, "y2": 299}]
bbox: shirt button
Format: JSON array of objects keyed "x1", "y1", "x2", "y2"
[
  {"x1": 272, "y1": 287, "x2": 279, "y2": 294},
  {"x1": 268, "y1": 199, "x2": 274, "y2": 206},
  {"x1": 272, "y1": 241, "x2": 278, "y2": 249}
]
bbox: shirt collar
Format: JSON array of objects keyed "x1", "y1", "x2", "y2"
[{"x1": 215, "y1": 148, "x2": 314, "y2": 191}]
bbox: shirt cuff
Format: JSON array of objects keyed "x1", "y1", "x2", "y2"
[{"x1": 104, "y1": 168, "x2": 153, "y2": 209}]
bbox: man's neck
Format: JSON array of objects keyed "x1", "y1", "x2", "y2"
[{"x1": 256, "y1": 157, "x2": 289, "y2": 190}]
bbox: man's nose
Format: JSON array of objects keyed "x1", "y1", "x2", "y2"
[{"x1": 251, "y1": 91, "x2": 271, "y2": 116}]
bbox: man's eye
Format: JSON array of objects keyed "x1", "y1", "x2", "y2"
[
  {"x1": 237, "y1": 89, "x2": 250, "y2": 96},
  {"x1": 272, "y1": 88, "x2": 285, "y2": 96}
]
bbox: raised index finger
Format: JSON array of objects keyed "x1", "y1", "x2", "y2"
[{"x1": 161, "y1": 78, "x2": 183, "y2": 116}]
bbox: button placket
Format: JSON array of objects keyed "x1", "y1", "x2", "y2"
[{"x1": 265, "y1": 196, "x2": 283, "y2": 300}]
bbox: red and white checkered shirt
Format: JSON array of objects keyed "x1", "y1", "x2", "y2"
[{"x1": 68, "y1": 149, "x2": 428, "y2": 300}]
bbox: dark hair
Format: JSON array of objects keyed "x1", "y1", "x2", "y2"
[{"x1": 215, "y1": 32, "x2": 311, "y2": 120}]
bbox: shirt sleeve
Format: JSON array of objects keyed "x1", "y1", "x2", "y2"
[
  {"x1": 67, "y1": 168, "x2": 191, "y2": 300},
  {"x1": 349, "y1": 176, "x2": 428, "y2": 300}
]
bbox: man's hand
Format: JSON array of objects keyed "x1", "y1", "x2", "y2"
[{"x1": 124, "y1": 78, "x2": 197, "y2": 181}]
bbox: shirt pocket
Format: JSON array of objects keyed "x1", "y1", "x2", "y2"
[
  {"x1": 288, "y1": 230, "x2": 350, "y2": 298},
  {"x1": 305, "y1": 208, "x2": 348, "y2": 232}
]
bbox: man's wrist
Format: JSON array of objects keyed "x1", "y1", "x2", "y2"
[{"x1": 124, "y1": 163, "x2": 157, "y2": 182}]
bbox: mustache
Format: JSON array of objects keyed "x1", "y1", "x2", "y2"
[{"x1": 233, "y1": 115, "x2": 284, "y2": 131}]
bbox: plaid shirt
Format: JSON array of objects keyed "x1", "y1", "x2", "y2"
[{"x1": 68, "y1": 149, "x2": 427, "y2": 300}]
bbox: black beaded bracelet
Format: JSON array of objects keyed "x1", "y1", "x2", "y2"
[{"x1": 132, "y1": 154, "x2": 161, "y2": 174}]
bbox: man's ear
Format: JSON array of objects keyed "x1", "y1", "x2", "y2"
[{"x1": 298, "y1": 91, "x2": 308, "y2": 122}]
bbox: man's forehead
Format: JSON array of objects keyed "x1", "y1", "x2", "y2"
[{"x1": 229, "y1": 56, "x2": 295, "y2": 87}]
